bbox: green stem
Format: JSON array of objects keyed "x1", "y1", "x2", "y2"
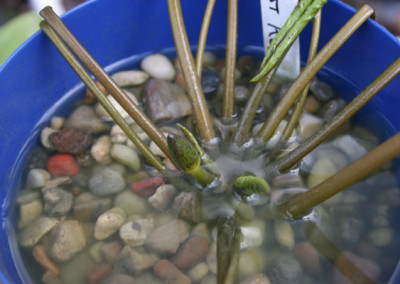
[
  {"x1": 40, "y1": 21, "x2": 165, "y2": 172},
  {"x1": 232, "y1": 64, "x2": 279, "y2": 147},
  {"x1": 256, "y1": 5, "x2": 375, "y2": 141},
  {"x1": 195, "y1": 0, "x2": 216, "y2": 79},
  {"x1": 259, "y1": 0, "x2": 314, "y2": 69},
  {"x1": 167, "y1": 0, "x2": 216, "y2": 142},
  {"x1": 39, "y1": 7, "x2": 171, "y2": 161},
  {"x1": 252, "y1": 0, "x2": 327, "y2": 82},
  {"x1": 274, "y1": 55, "x2": 400, "y2": 172},
  {"x1": 282, "y1": 131, "x2": 400, "y2": 219},
  {"x1": 222, "y1": 0, "x2": 238, "y2": 119},
  {"x1": 282, "y1": 10, "x2": 321, "y2": 140}
]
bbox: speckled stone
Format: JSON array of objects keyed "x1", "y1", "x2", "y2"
[
  {"x1": 114, "y1": 245, "x2": 159, "y2": 275},
  {"x1": 50, "y1": 220, "x2": 87, "y2": 262},
  {"x1": 65, "y1": 105, "x2": 107, "y2": 134},
  {"x1": 119, "y1": 218, "x2": 154, "y2": 247},
  {"x1": 94, "y1": 208, "x2": 127, "y2": 240},
  {"x1": 19, "y1": 216, "x2": 60, "y2": 248},
  {"x1": 43, "y1": 187, "x2": 74, "y2": 217}
]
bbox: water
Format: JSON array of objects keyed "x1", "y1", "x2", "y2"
[{"x1": 12, "y1": 49, "x2": 400, "y2": 283}]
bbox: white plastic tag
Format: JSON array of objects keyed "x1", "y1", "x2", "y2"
[{"x1": 260, "y1": 0, "x2": 300, "y2": 83}]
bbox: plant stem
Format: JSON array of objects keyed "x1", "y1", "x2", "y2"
[
  {"x1": 167, "y1": 0, "x2": 216, "y2": 142},
  {"x1": 39, "y1": 7, "x2": 171, "y2": 160},
  {"x1": 282, "y1": 131, "x2": 400, "y2": 219},
  {"x1": 303, "y1": 221, "x2": 376, "y2": 284},
  {"x1": 252, "y1": 0, "x2": 327, "y2": 82},
  {"x1": 274, "y1": 55, "x2": 400, "y2": 172},
  {"x1": 256, "y1": 5, "x2": 375, "y2": 142},
  {"x1": 222, "y1": 0, "x2": 238, "y2": 119},
  {"x1": 40, "y1": 21, "x2": 165, "y2": 172},
  {"x1": 282, "y1": 10, "x2": 321, "y2": 140},
  {"x1": 232, "y1": 64, "x2": 279, "y2": 147},
  {"x1": 195, "y1": 0, "x2": 216, "y2": 79}
]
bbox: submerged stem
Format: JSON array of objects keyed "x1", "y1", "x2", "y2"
[
  {"x1": 40, "y1": 21, "x2": 165, "y2": 171},
  {"x1": 303, "y1": 221, "x2": 377, "y2": 284},
  {"x1": 195, "y1": 0, "x2": 216, "y2": 79},
  {"x1": 282, "y1": 131, "x2": 400, "y2": 219},
  {"x1": 222, "y1": 0, "x2": 238, "y2": 119},
  {"x1": 282, "y1": 10, "x2": 321, "y2": 140},
  {"x1": 275, "y1": 55, "x2": 400, "y2": 172},
  {"x1": 167, "y1": 0, "x2": 216, "y2": 142},
  {"x1": 39, "y1": 7, "x2": 171, "y2": 160},
  {"x1": 257, "y1": 5, "x2": 375, "y2": 142},
  {"x1": 232, "y1": 65, "x2": 279, "y2": 147}
]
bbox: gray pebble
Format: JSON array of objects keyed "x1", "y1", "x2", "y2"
[
  {"x1": 73, "y1": 192, "x2": 113, "y2": 221},
  {"x1": 89, "y1": 167, "x2": 125, "y2": 196},
  {"x1": 110, "y1": 143, "x2": 141, "y2": 171},
  {"x1": 114, "y1": 245, "x2": 159, "y2": 275},
  {"x1": 19, "y1": 216, "x2": 60, "y2": 248},
  {"x1": 18, "y1": 199, "x2": 43, "y2": 229},
  {"x1": 114, "y1": 189, "x2": 150, "y2": 216},
  {"x1": 145, "y1": 219, "x2": 190, "y2": 256},
  {"x1": 148, "y1": 184, "x2": 177, "y2": 211},
  {"x1": 310, "y1": 78, "x2": 335, "y2": 102},
  {"x1": 43, "y1": 187, "x2": 74, "y2": 217},
  {"x1": 267, "y1": 253, "x2": 302, "y2": 284},
  {"x1": 65, "y1": 105, "x2": 107, "y2": 133},
  {"x1": 119, "y1": 218, "x2": 154, "y2": 247},
  {"x1": 50, "y1": 220, "x2": 86, "y2": 262}
]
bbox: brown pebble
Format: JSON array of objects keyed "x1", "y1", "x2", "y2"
[
  {"x1": 293, "y1": 242, "x2": 321, "y2": 275},
  {"x1": 50, "y1": 128, "x2": 92, "y2": 155},
  {"x1": 100, "y1": 240, "x2": 123, "y2": 264},
  {"x1": 153, "y1": 259, "x2": 191, "y2": 284},
  {"x1": 84, "y1": 81, "x2": 107, "y2": 104},
  {"x1": 304, "y1": 96, "x2": 321, "y2": 113},
  {"x1": 87, "y1": 263, "x2": 113, "y2": 284},
  {"x1": 170, "y1": 235, "x2": 209, "y2": 269},
  {"x1": 72, "y1": 187, "x2": 82, "y2": 196},
  {"x1": 32, "y1": 245, "x2": 60, "y2": 275},
  {"x1": 175, "y1": 72, "x2": 187, "y2": 90},
  {"x1": 130, "y1": 177, "x2": 165, "y2": 198}
]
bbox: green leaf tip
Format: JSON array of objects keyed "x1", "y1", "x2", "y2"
[
  {"x1": 167, "y1": 134, "x2": 201, "y2": 173},
  {"x1": 233, "y1": 175, "x2": 270, "y2": 197}
]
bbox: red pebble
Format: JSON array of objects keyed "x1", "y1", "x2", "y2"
[
  {"x1": 47, "y1": 153, "x2": 80, "y2": 177},
  {"x1": 130, "y1": 177, "x2": 164, "y2": 198},
  {"x1": 153, "y1": 259, "x2": 190, "y2": 284}
]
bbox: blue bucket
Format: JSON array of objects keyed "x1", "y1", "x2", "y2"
[{"x1": 0, "y1": 0, "x2": 399, "y2": 282}]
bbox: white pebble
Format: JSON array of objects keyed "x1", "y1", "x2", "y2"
[
  {"x1": 91, "y1": 135, "x2": 112, "y2": 164},
  {"x1": 110, "y1": 124, "x2": 128, "y2": 144},
  {"x1": 188, "y1": 262, "x2": 209, "y2": 282},
  {"x1": 274, "y1": 220, "x2": 295, "y2": 251},
  {"x1": 94, "y1": 207, "x2": 126, "y2": 240},
  {"x1": 95, "y1": 90, "x2": 138, "y2": 123},
  {"x1": 141, "y1": 53, "x2": 176, "y2": 81},
  {"x1": 368, "y1": 227, "x2": 393, "y2": 247},
  {"x1": 149, "y1": 140, "x2": 166, "y2": 157},
  {"x1": 297, "y1": 112, "x2": 323, "y2": 140},
  {"x1": 111, "y1": 70, "x2": 150, "y2": 87},
  {"x1": 111, "y1": 143, "x2": 141, "y2": 171},
  {"x1": 50, "y1": 116, "x2": 65, "y2": 130},
  {"x1": 40, "y1": 127, "x2": 56, "y2": 150},
  {"x1": 203, "y1": 51, "x2": 217, "y2": 67},
  {"x1": 26, "y1": 169, "x2": 51, "y2": 189},
  {"x1": 307, "y1": 158, "x2": 338, "y2": 188}
]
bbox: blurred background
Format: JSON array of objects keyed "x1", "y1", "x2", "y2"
[{"x1": 0, "y1": 0, "x2": 399, "y2": 66}]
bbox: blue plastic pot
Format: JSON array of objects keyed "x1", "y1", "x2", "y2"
[{"x1": 0, "y1": 0, "x2": 399, "y2": 282}]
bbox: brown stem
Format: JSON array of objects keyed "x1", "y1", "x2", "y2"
[
  {"x1": 222, "y1": 0, "x2": 238, "y2": 119},
  {"x1": 195, "y1": 0, "x2": 216, "y2": 79},
  {"x1": 303, "y1": 221, "x2": 377, "y2": 284},
  {"x1": 282, "y1": 10, "x2": 321, "y2": 140},
  {"x1": 257, "y1": 5, "x2": 375, "y2": 141},
  {"x1": 275, "y1": 55, "x2": 400, "y2": 172},
  {"x1": 167, "y1": 0, "x2": 216, "y2": 142},
  {"x1": 282, "y1": 131, "x2": 400, "y2": 219},
  {"x1": 232, "y1": 64, "x2": 280, "y2": 147},
  {"x1": 40, "y1": 21, "x2": 165, "y2": 171},
  {"x1": 39, "y1": 7, "x2": 171, "y2": 160}
]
